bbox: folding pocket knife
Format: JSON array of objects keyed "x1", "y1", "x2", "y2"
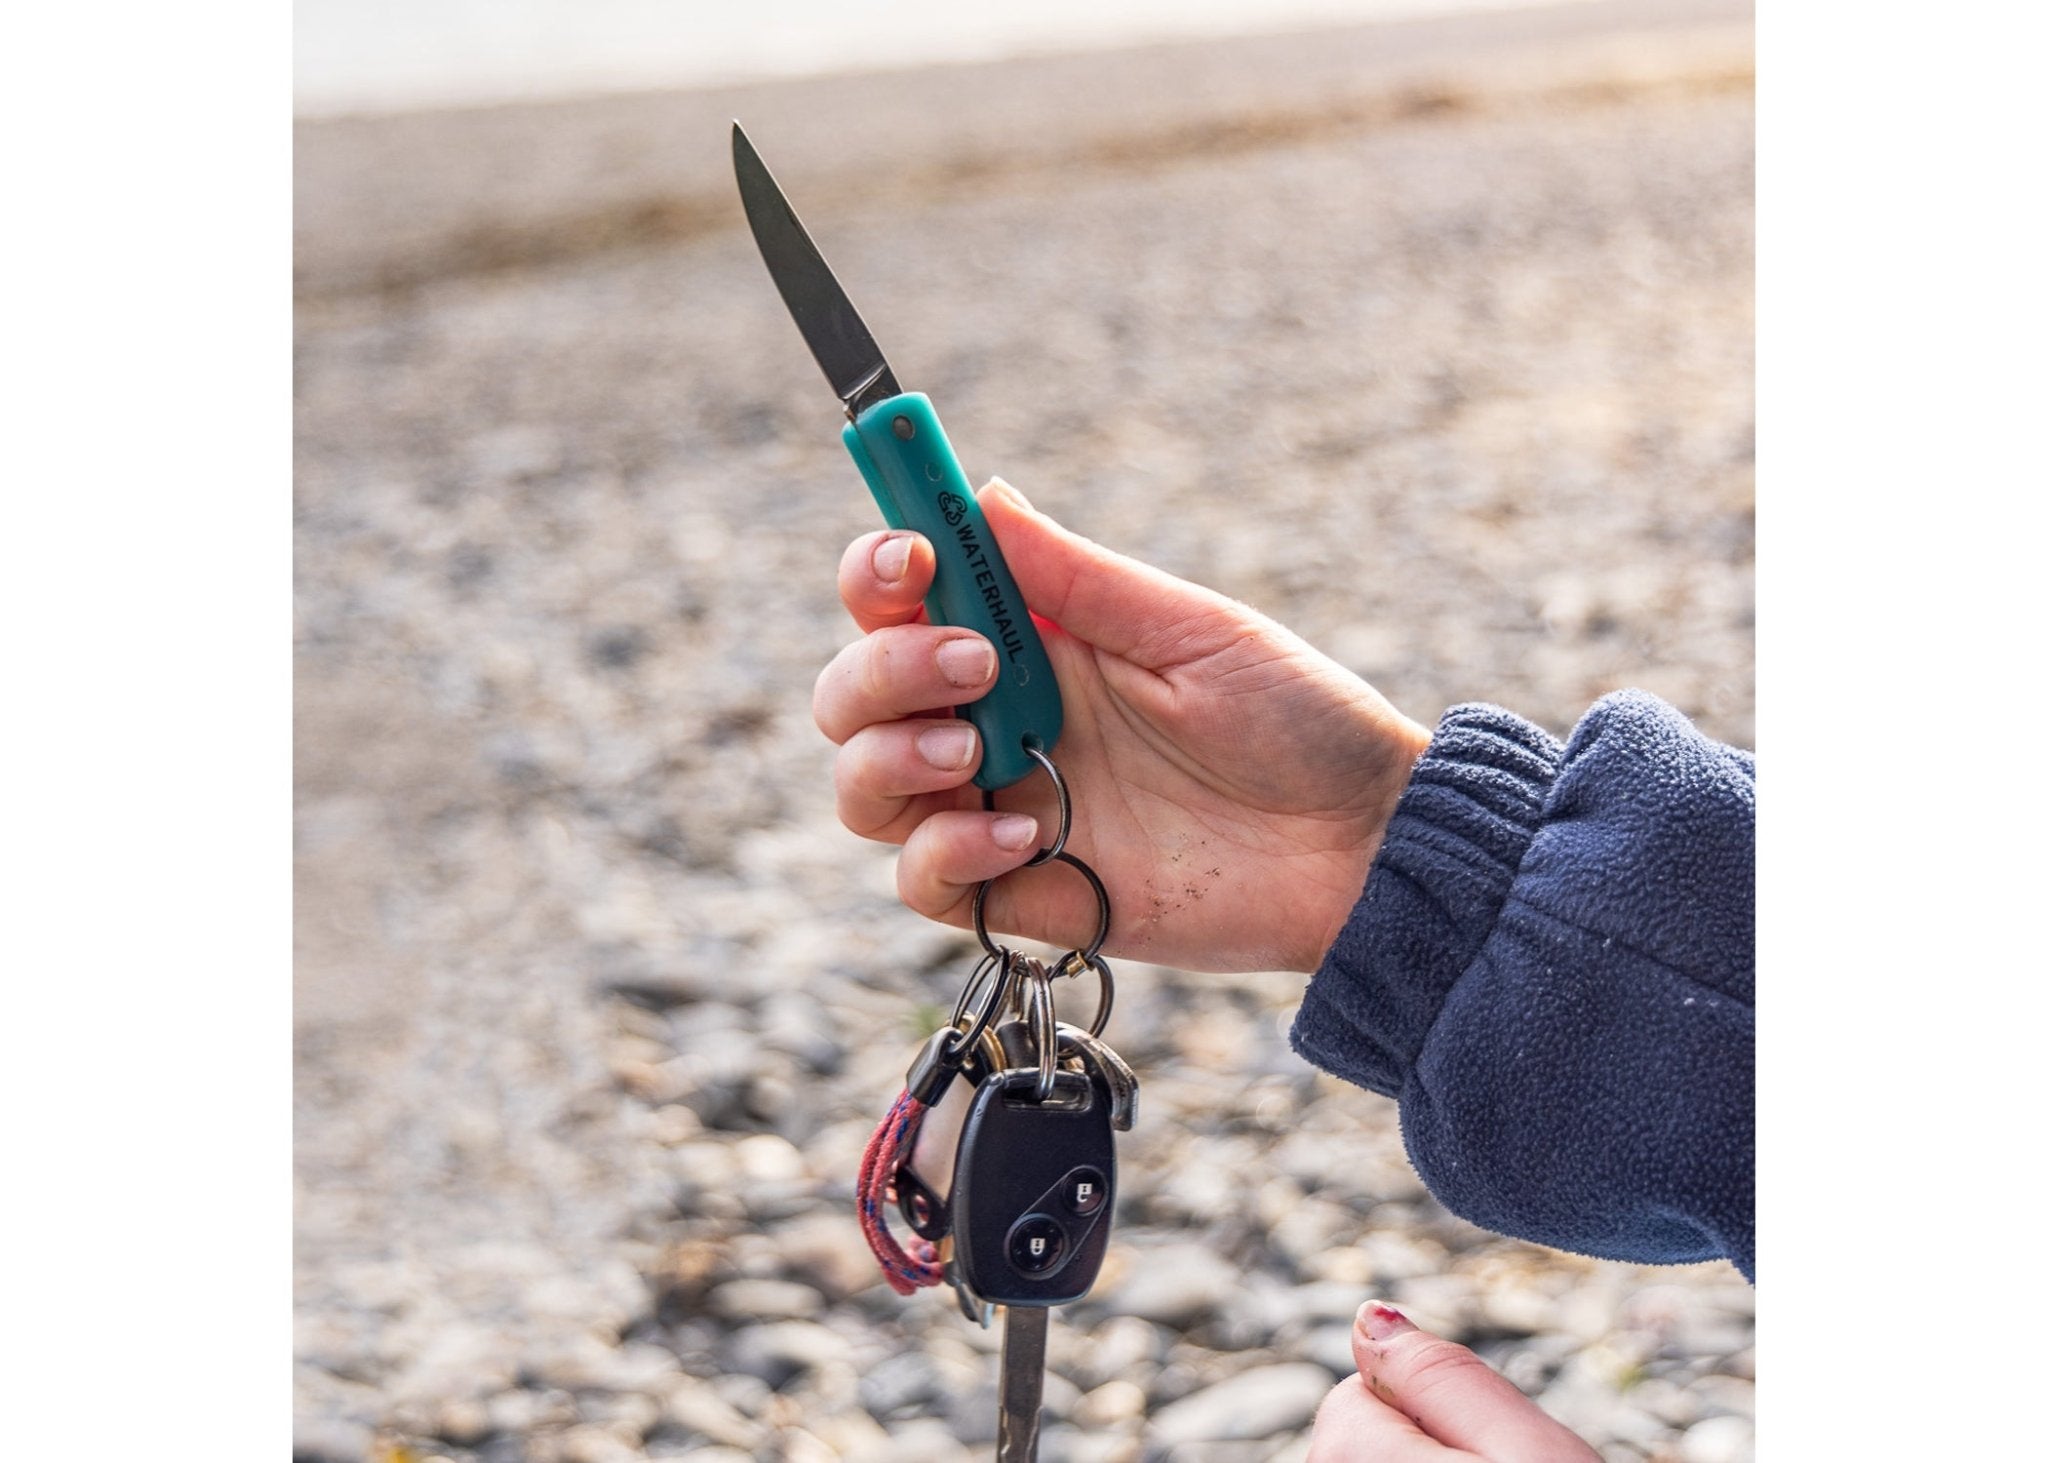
[{"x1": 732, "y1": 123, "x2": 1062, "y2": 790}]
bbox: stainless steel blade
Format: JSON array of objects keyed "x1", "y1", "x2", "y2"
[{"x1": 732, "y1": 122, "x2": 901, "y2": 416}]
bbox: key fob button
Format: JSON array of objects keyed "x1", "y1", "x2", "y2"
[
  {"x1": 1060, "y1": 1167, "x2": 1107, "y2": 1216},
  {"x1": 1007, "y1": 1214, "x2": 1068, "y2": 1275}
]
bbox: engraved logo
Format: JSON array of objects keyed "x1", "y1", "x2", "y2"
[{"x1": 947, "y1": 506, "x2": 1030, "y2": 681}]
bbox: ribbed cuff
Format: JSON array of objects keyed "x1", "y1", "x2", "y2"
[{"x1": 1289, "y1": 704, "x2": 1564, "y2": 1097}]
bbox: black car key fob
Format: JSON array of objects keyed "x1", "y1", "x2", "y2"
[{"x1": 951, "y1": 1067, "x2": 1117, "y2": 1306}]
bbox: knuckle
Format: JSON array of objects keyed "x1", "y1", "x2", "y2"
[
  {"x1": 812, "y1": 644, "x2": 861, "y2": 741},
  {"x1": 894, "y1": 852, "x2": 943, "y2": 918},
  {"x1": 858, "y1": 630, "x2": 905, "y2": 706},
  {"x1": 831, "y1": 744, "x2": 875, "y2": 819},
  {"x1": 895, "y1": 830, "x2": 975, "y2": 928},
  {"x1": 1393, "y1": 1338, "x2": 1490, "y2": 1404},
  {"x1": 833, "y1": 738, "x2": 908, "y2": 842}
]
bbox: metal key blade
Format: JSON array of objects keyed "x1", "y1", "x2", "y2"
[
  {"x1": 996, "y1": 1305, "x2": 1049, "y2": 1462},
  {"x1": 732, "y1": 123, "x2": 901, "y2": 416}
]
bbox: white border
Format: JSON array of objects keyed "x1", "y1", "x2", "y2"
[{"x1": 7, "y1": 0, "x2": 287, "y2": 1450}]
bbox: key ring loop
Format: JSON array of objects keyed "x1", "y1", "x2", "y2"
[
  {"x1": 971, "y1": 849, "x2": 1113, "y2": 969},
  {"x1": 1018, "y1": 957, "x2": 1059, "y2": 1103},
  {"x1": 980, "y1": 743, "x2": 1071, "y2": 868},
  {"x1": 1051, "y1": 949, "x2": 1116, "y2": 1038},
  {"x1": 949, "y1": 947, "x2": 1017, "y2": 1057}
]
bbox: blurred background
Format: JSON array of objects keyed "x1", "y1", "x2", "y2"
[{"x1": 293, "y1": 0, "x2": 1754, "y2": 1459}]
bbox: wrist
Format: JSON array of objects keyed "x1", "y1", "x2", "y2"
[{"x1": 1299, "y1": 709, "x2": 1433, "y2": 971}]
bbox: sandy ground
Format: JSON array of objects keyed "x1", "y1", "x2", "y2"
[{"x1": 295, "y1": 3, "x2": 1754, "y2": 1459}]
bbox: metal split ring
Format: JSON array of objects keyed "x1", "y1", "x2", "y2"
[
  {"x1": 948, "y1": 947, "x2": 1017, "y2": 1057},
  {"x1": 971, "y1": 848, "x2": 1112, "y2": 969},
  {"x1": 980, "y1": 742, "x2": 1071, "y2": 868},
  {"x1": 1051, "y1": 949, "x2": 1115, "y2": 1038},
  {"x1": 1016, "y1": 957, "x2": 1059, "y2": 1103}
]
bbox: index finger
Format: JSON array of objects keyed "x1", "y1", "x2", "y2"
[{"x1": 840, "y1": 530, "x2": 936, "y2": 634}]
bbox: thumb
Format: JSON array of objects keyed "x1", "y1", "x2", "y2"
[
  {"x1": 977, "y1": 479, "x2": 1250, "y2": 671},
  {"x1": 1350, "y1": 1302, "x2": 1598, "y2": 1461}
]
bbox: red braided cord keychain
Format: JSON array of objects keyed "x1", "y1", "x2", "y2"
[
  {"x1": 857, "y1": 1089, "x2": 944, "y2": 1294},
  {"x1": 855, "y1": 945, "x2": 1031, "y2": 1294}
]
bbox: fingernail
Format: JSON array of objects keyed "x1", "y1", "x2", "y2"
[
  {"x1": 873, "y1": 534, "x2": 913, "y2": 584},
  {"x1": 987, "y1": 477, "x2": 1032, "y2": 511},
  {"x1": 937, "y1": 637, "x2": 996, "y2": 688},
  {"x1": 991, "y1": 814, "x2": 1039, "y2": 852},
  {"x1": 1357, "y1": 1302, "x2": 1416, "y2": 1342},
  {"x1": 916, "y1": 724, "x2": 977, "y2": 771}
]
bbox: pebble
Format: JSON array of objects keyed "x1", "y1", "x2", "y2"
[
  {"x1": 709, "y1": 1372, "x2": 773, "y2": 1419},
  {"x1": 1041, "y1": 1429, "x2": 1143, "y2": 1463},
  {"x1": 776, "y1": 1427, "x2": 842, "y2": 1463},
  {"x1": 844, "y1": 1419, "x2": 967, "y2": 1463},
  {"x1": 726, "y1": 1320, "x2": 844, "y2": 1389},
  {"x1": 708, "y1": 1277, "x2": 825, "y2": 1321},
  {"x1": 1146, "y1": 1364, "x2": 1338, "y2": 1446},
  {"x1": 1291, "y1": 1282, "x2": 1376, "y2": 1326},
  {"x1": 758, "y1": 991, "x2": 847, "y2": 1073},
  {"x1": 857, "y1": 1350, "x2": 948, "y2": 1419},
  {"x1": 1481, "y1": 1284, "x2": 1556, "y2": 1337},
  {"x1": 811, "y1": 1409, "x2": 891, "y2": 1457},
  {"x1": 1498, "y1": 1332, "x2": 1578, "y2": 1394},
  {"x1": 731, "y1": 1133, "x2": 809, "y2": 1184},
  {"x1": 1295, "y1": 1321, "x2": 1362, "y2": 1380},
  {"x1": 1680, "y1": 1413, "x2": 1756, "y2": 1463},
  {"x1": 660, "y1": 1379, "x2": 763, "y2": 1451},
  {"x1": 1043, "y1": 1369, "x2": 1083, "y2": 1421},
  {"x1": 1101, "y1": 1243, "x2": 1243, "y2": 1328},
  {"x1": 597, "y1": 1342, "x2": 683, "y2": 1394},
  {"x1": 1058, "y1": 1315, "x2": 1164, "y2": 1390},
  {"x1": 556, "y1": 1424, "x2": 640, "y2": 1463},
  {"x1": 486, "y1": 1389, "x2": 570, "y2": 1436},
  {"x1": 1689, "y1": 1373, "x2": 1757, "y2": 1419},
  {"x1": 1073, "y1": 1378, "x2": 1149, "y2": 1428},
  {"x1": 1299, "y1": 1246, "x2": 1375, "y2": 1286},
  {"x1": 1268, "y1": 1199, "x2": 1353, "y2": 1269},
  {"x1": 581, "y1": 1392, "x2": 660, "y2": 1439},
  {"x1": 946, "y1": 1380, "x2": 1004, "y2": 1445},
  {"x1": 1630, "y1": 1375, "x2": 1704, "y2": 1429},
  {"x1": 1361, "y1": 1230, "x2": 1452, "y2": 1283},
  {"x1": 523, "y1": 1334, "x2": 630, "y2": 1393},
  {"x1": 432, "y1": 1398, "x2": 491, "y2": 1446},
  {"x1": 291, "y1": 1416, "x2": 373, "y2": 1463},
  {"x1": 766, "y1": 1212, "x2": 880, "y2": 1301}
]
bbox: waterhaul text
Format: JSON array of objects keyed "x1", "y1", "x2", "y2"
[{"x1": 939, "y1": 493, "x2": 1030, "y2": 682}]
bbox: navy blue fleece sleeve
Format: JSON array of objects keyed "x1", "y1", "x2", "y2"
[{"x1": 1290, "y1": 690, "x2": 1754, "y2": 1280}]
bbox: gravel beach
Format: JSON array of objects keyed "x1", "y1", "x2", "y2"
[{"x1": 294, "y1": 4, "x2": 1755, "y2": 1460}]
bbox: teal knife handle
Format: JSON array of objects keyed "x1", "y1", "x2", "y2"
[{"x1": 842, "y1": 392, "x2": 1062, "y2": 790}]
